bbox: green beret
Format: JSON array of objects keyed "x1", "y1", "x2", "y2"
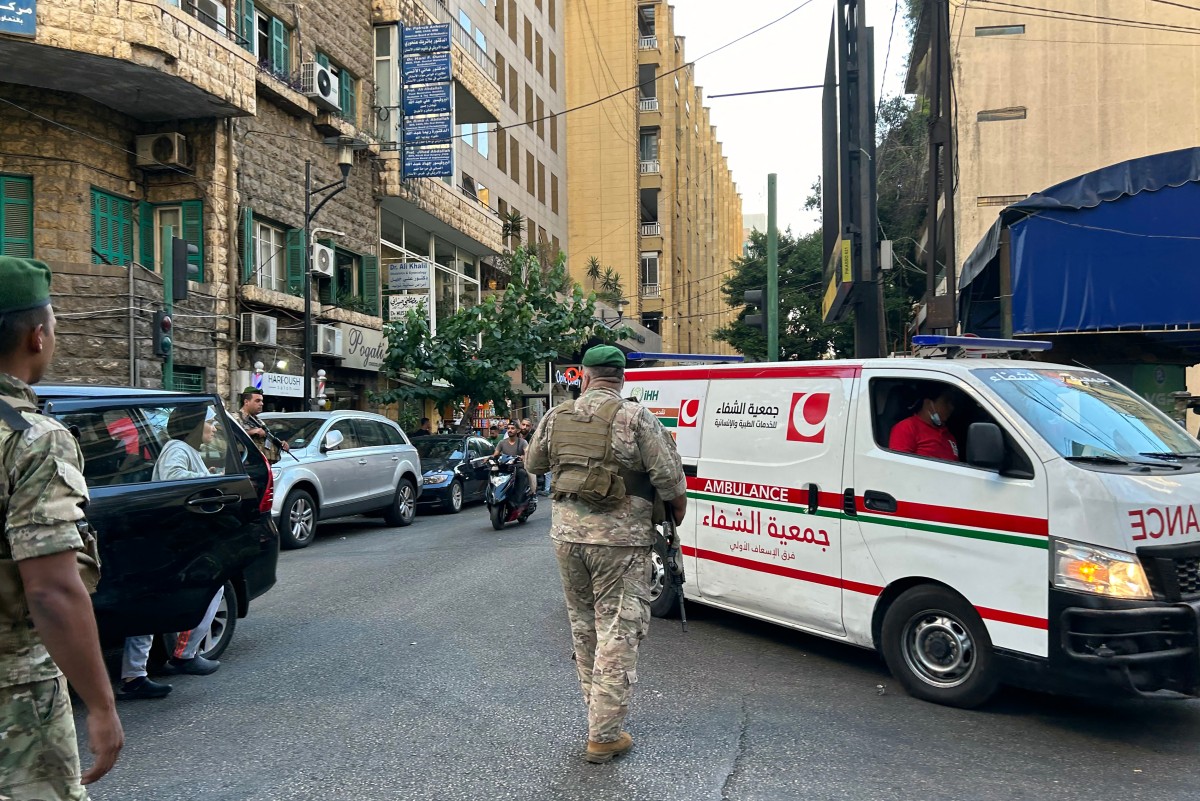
[
  {"x1": 582, "y1": 345, "x2": 626, "y2": 369},
  {"x1": 243, "y1": 386, "x2": 263, "y2": 395},
  {"x1": 0, "y1": 257, "x2": 51, "y2": 315}
]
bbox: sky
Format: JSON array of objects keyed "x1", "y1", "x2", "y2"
[{"x1": 669, "y1": 0, "x2": 912, "y2": 235}]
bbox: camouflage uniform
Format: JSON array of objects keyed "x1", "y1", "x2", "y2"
[
  {"x1": 526, "y1": 387, "x2": 685, "y2": 744},
  {"x1": 236, "y1": 409, "x2": 280, "y2": 464},
  {"x1": 0, "y1": 373, "x2": 91, "y2": 800}
]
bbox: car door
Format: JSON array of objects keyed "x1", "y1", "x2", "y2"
[
  {"x1": 466, "y1": 438, "x2": 493, "y2": 499},
  {"x1": 45, "y1": 395, "x2": 262, "y2": 639},
  {"x1": 351, "y1": 419, "x2": 397, "y2": 504},
  {"x1": 315, "y1": 418, "x2": 367, "y2": 514}
]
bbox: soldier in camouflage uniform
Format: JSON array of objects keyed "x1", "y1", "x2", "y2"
[
  {"x1": 526, "y1": 345, "x2": 686, "y2": 764},
  {"x1": 0, "y1": 257, "x2": 123, "y2": 799}
]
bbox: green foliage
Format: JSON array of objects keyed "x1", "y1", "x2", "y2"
[
  {"x1": 501, "y1": 211, "x2": 525, "y2": 243},
  {"x1": 372, "y1": 248, "x2": 625, "y2": 429},
  {"x1": 336, "y1": 295, "x2": 371, "y2": 315}
]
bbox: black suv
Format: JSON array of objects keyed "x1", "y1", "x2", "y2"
[{"x1": 34, "y1": 385, "x2": 279, "y2": 658}]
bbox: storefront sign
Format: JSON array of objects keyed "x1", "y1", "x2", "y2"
[
  {"x1": 338, "y1": 323, "x2": 388, "y2": 372},
  {"x1": 388, "y1": 294, "x2": 427, "y2": 321},
  {"x1": 261, "y1": 372, "x2": 304, "y2": 398},
  {"x1": 403, "y1": 113, "x2": 452, "y2": 144},
  {"x1": 555, "y1": 365, "x2": 583, "y2": 389},
  {"x1": 0, "y1": 0, "x2": 35, "y2": 37},
  {"x1": 387, "y1": 261, "x2": 430, "y2": 290},
  {"x1": 403, "y1": 84, "x2": 452, "y2": 116},
  {"x1": 402, "y1": 23, "x2": 451, "y2": 53}
]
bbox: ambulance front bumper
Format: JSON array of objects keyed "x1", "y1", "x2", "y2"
[{"x1": 1051, "y1": 589, "x2": 1200, "y2": 698}]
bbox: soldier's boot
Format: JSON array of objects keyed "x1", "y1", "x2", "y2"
[{"x1": 585, "y1": 731, "x2": 633, "y2": 764}]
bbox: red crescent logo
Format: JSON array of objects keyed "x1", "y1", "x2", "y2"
[
  {"x1": 786, "y1": 392, "x2": 831, "y2": 443},
  {"x1": 679, "y1": 398, "x2": 700, "y2": 427}
]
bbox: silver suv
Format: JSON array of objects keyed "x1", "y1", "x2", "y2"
[{"x1": 260, "y1": 411, "x2": 422, "y2": 549}]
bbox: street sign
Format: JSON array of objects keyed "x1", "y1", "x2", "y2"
[
  {"x1": 403, "y1": 113, "x2": 452, "y2": 144},
  {"x1": 402, "y1": 23, "x2": 451, "y2": 54},
  {"x1": 388, "y1": 294, "x2": 427, "y2": 321},
  {"x1": 402, "y1": 53, "x2": 451, "y2": 84},
  {"x1": 387, "y1": 261, "x2": 430, "y2": 290},
  {"x1": 403, "y1": 84, "x2": 452, "y2": 115},
  {"x1": 0, "y1": 0, "x2": 36, "y2": 37},
  {"x1": 403, "y1": 145, "x2": 453, "y2": 178}
]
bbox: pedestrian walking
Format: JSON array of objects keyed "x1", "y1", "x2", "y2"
[
  {"x1": 526, "y1": 345, "x2": 686, "y2": 763},
  {"x1": 0, "y1": 257, "x2": 124, "y2": 798}
]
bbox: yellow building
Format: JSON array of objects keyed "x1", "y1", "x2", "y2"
[{"x1": 565, "y1": 0, "x2": 743, "y2": 355}]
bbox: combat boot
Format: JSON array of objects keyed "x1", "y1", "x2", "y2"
[{"x1": 585, "y1": 731, "x2": 633, "y2": 763}]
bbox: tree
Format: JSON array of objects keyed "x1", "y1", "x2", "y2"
[
  {"x1": 585, "y1": 256, "x2": 602, "y2": 286},
  {"x1": 372, "y1": 248, "x2": 626, "y2": 431}
]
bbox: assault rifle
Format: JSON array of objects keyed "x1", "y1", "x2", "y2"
[
  {"x1": 660, "y1": 516, "x2": 688, "y2": 633},
  {"x1": 247, "y1": 413, "x2": 299, "y2": 462}
]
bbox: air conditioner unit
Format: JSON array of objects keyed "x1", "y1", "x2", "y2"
[
  {"x1": 311, "y1": 243, "x2": 335, "y2": 278},
  {"x1": 314, "y1": 324, "x2": 344, "y2": 358},
  {"x1": 240, "y1": 312, "x2": 278, "y2": 346},
  {"x1": 300, "y1": 62, "x2": 340, "y2": 112},
  {"x1": 136, "y1": 133, "x2": 191, "y2": 170}
]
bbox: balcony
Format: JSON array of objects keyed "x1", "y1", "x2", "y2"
[
  {"x1": 3, "y1": 0, "x2": 257, "y2": 120},
  {"x1": 377, "y1": 153, "x2": 504, "y2": 254},
  {"x1": 639, "y1": 160, "x2": 661, "y2": 175},
  {"x1": 640, "y1": 222, "x2": 662, "y2": 236},
  {"x1": 639, "y1": 36, "x2": 658, "y2": 50},
  {"x1": 640, "y1": 283, "x2": 661, "y2": 298},
  {"x1": 421, "y1": 0, "x2": 498, "y2": 83},
  {"x1": 639, "y1": 97, "x2": 660, "y2": 112}
]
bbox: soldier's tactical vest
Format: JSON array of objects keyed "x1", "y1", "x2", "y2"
[
  {"x1": 549, "y1": 396, "x2": 654, "y2": 511},
  {"x1": 0, "y1": 396, "x2": 101, "y2": 641}
]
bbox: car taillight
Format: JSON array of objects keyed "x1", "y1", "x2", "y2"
[{"x1": 258, "y1": 451, "x2": 274, "y2": 513}]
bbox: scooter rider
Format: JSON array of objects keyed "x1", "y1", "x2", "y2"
[{"x1": 492, "y1": 422, "x2": 532, "y2": 501}]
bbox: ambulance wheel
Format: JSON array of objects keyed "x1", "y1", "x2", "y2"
[
  {"x1": 881, "y1": 585, "x2": 998, "y2": 708},
  {"x1": 647, "y1": 536, "x2": 677, "y2": 619}
]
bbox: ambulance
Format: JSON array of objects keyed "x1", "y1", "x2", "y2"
[{"x1": 626, "y1": 336, "x2": 1200, "y2": 707}]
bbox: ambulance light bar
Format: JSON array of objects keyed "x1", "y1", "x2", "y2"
[
  {"x1": 626, "y1": 352, "x2": 746, "y2": 363},
  {"x1": 911, "y1": 335, "x2": 1052, "y2": 357}
]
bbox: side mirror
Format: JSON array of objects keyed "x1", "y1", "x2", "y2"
[
  {"x1": 321, "y1": 429, "x2": 345, "y2": 452},
  {"x1": 965, "y1": 422, "x2": 1004, "y2": 470}
]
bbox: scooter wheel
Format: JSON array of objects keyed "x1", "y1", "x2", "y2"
[{"x1": 489, "y1": 504, "x2": 506, "y2": 531}]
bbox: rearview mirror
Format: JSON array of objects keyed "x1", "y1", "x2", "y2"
[
  {"x1": 321, "y1": 429, "x2": 345, "y2": 452},
  {"x1": 966, "y1": 422, "x2": 1004, "y2": 470}
]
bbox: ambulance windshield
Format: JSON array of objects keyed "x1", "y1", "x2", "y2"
[{"x1": 974, "y1": 367, "x2": 1200, "y2": 461}]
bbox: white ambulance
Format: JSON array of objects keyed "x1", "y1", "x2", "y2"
[{"x1": 627, "y1": 336, "x2": 1200, "y2": 707}]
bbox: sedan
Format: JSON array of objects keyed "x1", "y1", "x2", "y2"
[{"x1": 415, "y1": 434, "x2": 494, "y2": 513}]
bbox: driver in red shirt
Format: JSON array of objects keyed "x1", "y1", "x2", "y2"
[{"x1": 889, "y1": 386, "x2": 960, "y2": 461}]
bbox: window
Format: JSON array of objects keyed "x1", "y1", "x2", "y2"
[
  {"x1": 526, "y1": 152, "x2": 534, "y2": 195},
  {"x1": 91, "y1": 189, "x2": 133, "y2": 266},
  {"x1": 552, "y1": 235, "x2": 560, "y2": 256},
  {"x1": 475, "y1": 27, "x2": 487, "y2": 52},
  {"x1": 535, "y1": 32, "x2": 543, "y2": 74},
  {"x1": 496, "y1": 52, "x2": 506, "y2": 99},
  {"x1": 337, "y1": 68, "x2": 358, "y2": 123},
  {"x1": 550, "y1": 116, "x2": 557, "y2": 152},
  {"x1": 508, "y1": 65, "x2": 518, "y2": 112},
  {"x1": 641, "y1": 311, "x2": 661, "y2": 334},
  {"x1": 548, "y1": 0, "x2": 555, "y2": 30},
  {"x1": 536, "y1": 97, "x2": 545, "y2": 138},
  {"x1": 253, "y1": 221, "x2": 287, "y2": 292},
  {"x1": 510, "y1": 137, "x2": 520, "y2": 182},
  {"x1": 976, "y1": 24, "x2": 1025, "y2": 36},
  {"x1": 172, "y1": 365, "x2": 206, "y2": 393},
  {"x1": 525, "y1": 84, "x2": 533, "y2": 124},
  {"x1": 460, "y1": 124, "x2": 475, "y2": 147},
  {"x1": 477, "y1": 126, "x2": 489, "y2": 158},
  {"x1": 507, "y1": 0, "x2": 517, "y2": 42},
  {"x1": 548, "y1": 50, "x2": 557, "y2": 90},
  {"x1": 495, "y1": 0, "x2": 504, "y2": 26},
  {"x1": 640, "y1": 251, "x2": 659, "y2": 287},
  {"x1": 640, "y1": 129, "x2": 659, "y2": 161},
  {"x1": 352, "y1": 419, "x2": 392, "y2": 448},
  {"x1": 458, "y1": 8, "x2": 471, "y2": 32},
  {"x1": 978, "y1": 107, "x2": 1027, "y2": 121},
  {"x1": 537, "y1": 161, "x2": 545, "y2": 205},
  {"x1": 139, "y1": 200, "x2": 204, "y2": 279},
  {"x1": 551, "y1": 174, "x2": 559, "y2": 214},
  {"x1": 524, "y1": 16, "x2": 532, "y2": 61},
  {"x1": 249, "y1": 7, "x2": 291, "y2": 77},
  {"x1": 320, "y1": 247, "x2": 377, "y2": 316},
  {"x1": 0, "y1": 175, "x2": 33, "y2": 258},
  {"x1": 497, "y1": 133, "x2": 507, "y2": 171},
  {"x1": 328, "y1": 419, "x2": 360, "y2": 449}
]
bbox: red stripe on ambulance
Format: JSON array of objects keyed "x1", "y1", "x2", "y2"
[{"x1": 626, "y1": 364, "x2": 862, "y2": 382}]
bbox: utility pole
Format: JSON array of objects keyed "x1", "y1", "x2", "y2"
[
  {"x1": 922, "y1": 0, "x2": 958, "y2": 333},
  {"x1": 766, "y1": 173, "x2": 779, "y2": 362},
  {"x1": 160, "y1": 226, "x2": 174, "y2": 391}
]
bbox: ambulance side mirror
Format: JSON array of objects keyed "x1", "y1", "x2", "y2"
[{"x1": 966, "y1": 422, "x2": 1004, "y2": 470}]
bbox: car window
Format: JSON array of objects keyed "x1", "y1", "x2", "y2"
[
  {"x1": 353, "y1": 419, "x2": 390, "y2": 448},
  {"x1": 381, "y1": 423, "x2": 405, "y2": 446},
  {"x1": 470, "y1": 439, "x2": 489, "y2": 458},
  {"x1": 329, "y1": 419, "x2": 360, "y2": 450},
  {"x1": 264, "y1": 416, "x2": 324, "y2": 449},
  {"x1": 59, "y1": 401, "x2": 228, "y2": 487}
]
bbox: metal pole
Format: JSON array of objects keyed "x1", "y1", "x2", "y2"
[
  {"x1": 161, "y1": 225, "x2": 174, "y2": 391},
  {"x1": 303, "y1": 160, "x2": 312, "y2": 410},
  {"x1": 766, "y1": 174, "x2": 779, "y2": 362}
]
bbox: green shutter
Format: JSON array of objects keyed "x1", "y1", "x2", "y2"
[
  {"x1": 117, "y1": 198, "x2": 133, "y2": 265},
  {"x1": 270, "y1": 17, "x2": 289, "y2": 74},
  {"x1": 285, "y1": 228, "x2": 304, "y2": 294},
  {"x1": 138, "y1": 202, "x2": 155, "y2": 269},
  {"x1": 241, "y1": 207, "x2": 254, "y2": 284},
  {"x1": 90, "y1": 189, "x2": 106, "y2": 264},
  {"x1": 317, "y1": 238, "x2": 335, "y2": 306},
  {"x1": 181, "y1": 199, "x2": 204, "y2": 281},
  {"x1": 90, "y1": 189, "x2": 131, "y2": 266},
  {"x1": 360, "y1": 254, "x2": 379, "y2": 316},
  {"x1": 316, "y1": 51, "x2": 329, "y2": 67},
  {"x1": 340, "y1": 74, "x2": 356, "y2": 121},
  {"x1": 237, "y1": 0, "x2": 255, "y2": 53},
  {"x1": 0, "y1": 176, "x2": 33, "y2": 258}
]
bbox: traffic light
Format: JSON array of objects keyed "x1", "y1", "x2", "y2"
[
  {"x1": 743, "y1": 290, "x2": 766, "y2": 333},
  {"x1": 171, "y1": 236, "x2": 200, "y2": 302},
  {"x1": 152, "y1": 310, "x2": 172, "y2": 358}
]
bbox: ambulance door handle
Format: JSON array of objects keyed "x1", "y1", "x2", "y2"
[
  {"x1": 804, "y1": 483, "x2": 819, "y2": 515},
  {"x1": 863, "y1": 490, "x2": 897, "y2": 514}
]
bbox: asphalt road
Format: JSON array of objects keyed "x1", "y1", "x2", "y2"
[{"x1": 82, "y1": 506, "x2": 1200, "y2": 801}]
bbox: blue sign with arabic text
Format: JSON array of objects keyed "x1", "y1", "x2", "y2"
[
  {"x1": 402, "y1": 23, "x2": 451, "y2": 54},
  {"x1": 402, "y1": 52, "x2": 451, "y2": 85},
  {"x1": 403, "y1": 146, "x2": 453, "y2": 179},
  {"x1": 0, "y1": 0, "x2": 36, "y2": 37},
  {"x1": 404, "y1": 114, "x2": 453, "y2": 144},
  {"x1": 403, "y1": 83, "x2": 452, "y2": 116}
]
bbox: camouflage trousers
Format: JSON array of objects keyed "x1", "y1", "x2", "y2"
[
  {"x1": 0, "y1": 676, "x2": 88, "y2": 801},
  {"x1": 553, "y1": 542, "x2": 652, "y2": 744}
]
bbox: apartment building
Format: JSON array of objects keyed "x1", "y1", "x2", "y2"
[
  {"x1": 565, "y1": 0, "x2": 743, "y2": 356},
  {"x1": 0, "y1": 0, "x2": 510, "y2": 411}
]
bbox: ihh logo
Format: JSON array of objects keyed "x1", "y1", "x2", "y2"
[
  {"x1": 786, "y1": 392, "x2": 831, "y2": 443},
  {"x1": 678, "y1": 398, "x2": 701, "y2": 428}
]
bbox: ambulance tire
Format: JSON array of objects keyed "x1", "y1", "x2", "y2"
[
  {"x1": 881, "y1": 585, "x2": 999, "y2": 708},
  {"x1": 647, "y1": 537, "x2": 677, "y2": 619}
]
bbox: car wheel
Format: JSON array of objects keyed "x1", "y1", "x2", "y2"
[
  {"x1": 197, "y1": 581, "x2": 238, "y2": 661},
  {"x1": 880, "y1": 585, "x2": 999, "y2": 708},
  {"x1": 384, "y1": 478, "x2": 417, "y2": 527},
  {"x1": 280, "y1": 489, "x2": 317, "y2": 549},
  {"x1": 446, "y1": 480, "x2": 464, "y2": 514},
  {"x1": 647, "y1": 535, "x2": 679, "y2": 618}
]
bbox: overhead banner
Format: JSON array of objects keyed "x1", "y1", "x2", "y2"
[
  {"x1": 387, "y1": 261, "x2": 430, "y2": 290},
  {"x1": 403, "y1": 114, "x2": 452, "y2": 144},
  {"x1": 0, "y1": 0, "x2": 35, "y2": 36},
  {"x1": 402, "y1": 23, "x2": 451, "y2": 53},
  {"x1": 403, "y1": 84, "x2": 452, "y2": 116}
]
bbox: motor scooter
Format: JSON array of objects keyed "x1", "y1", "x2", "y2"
[{"x1": 485, "y1": 455, "x2": 537, "y2": 530}]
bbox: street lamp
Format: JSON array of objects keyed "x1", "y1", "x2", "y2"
[{"x1": 302, "y1": 136, "x2": 368, "y2": 410}]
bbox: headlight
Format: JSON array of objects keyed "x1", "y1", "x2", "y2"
[
  {"x1": 423, "y1": 472, "x2": 451, "y2": 485},
  {"x1": 1052, "y1": 539, "x2": 1153, "y2": 600}
]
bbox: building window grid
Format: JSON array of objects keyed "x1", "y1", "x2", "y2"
[{"x1": 0, "y1": 175, "x2": 33, "y2": 258}]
